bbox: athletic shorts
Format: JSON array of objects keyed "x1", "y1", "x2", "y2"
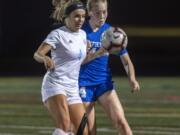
[
  {"x1": 41, "y1": 74, "x2": 82, "y2": 105},
  {"x1": 79, "y1": 81, "x2": 114, "y2": 102}
]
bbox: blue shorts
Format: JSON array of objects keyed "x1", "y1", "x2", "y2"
[{"x1": 79, "y1": 81, "x2": 114, "y2": 102}]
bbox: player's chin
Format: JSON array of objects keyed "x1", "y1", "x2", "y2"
[
  {"x1": 75, "y1": 24, "x2": 83, "y2": 30},
  {"x1": 73, "y1": 27, "x2": 80, "y2": 32},
  {"x1": 98, "y1": 20, "x2": 105, "y2": 27}
]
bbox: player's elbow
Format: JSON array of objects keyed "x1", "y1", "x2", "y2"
[
  {"x1": 33, "y1": 52, "x2": 38, "y2": 61},
  {"x1": 33, "y1": 52, "x2": 43, "y2": 63}
]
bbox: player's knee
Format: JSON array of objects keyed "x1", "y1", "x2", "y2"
[
  {"x1": 115, "y1": 118, "x2": 132, "y2": 135},
  {"x1": 115, "y1": 116, "x2": 127, "y2": 128}
]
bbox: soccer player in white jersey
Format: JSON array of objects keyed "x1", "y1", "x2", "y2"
[
  {"x1": 33, "y1": 1, "x2": 88, "y2": 135},
  {"x1": 79, "y1": 0, "x2": 140, "y2": 135}
]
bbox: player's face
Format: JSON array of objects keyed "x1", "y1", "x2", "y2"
[
  {"x1": 89, "y1": 2, "x2": 108, "y2": 27},
  {"x1": 66, "y1": 9, "x2": 86, "y2": 32}
]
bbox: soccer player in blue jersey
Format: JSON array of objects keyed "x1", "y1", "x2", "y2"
[{"x1": 79, "y1": 0, "x2": 140, "y2": 135}]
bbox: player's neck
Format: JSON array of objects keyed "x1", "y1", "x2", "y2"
[{"x1": 89, "y1": 20, "x2": 100, "y2": 32}]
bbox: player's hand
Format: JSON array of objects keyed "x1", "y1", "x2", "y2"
[
  {"x1": 43, "y1": 56, "x2": 55, "y2": 70},
  {"x1": 129, "y1": 79, "x2": 140, "y2": 93},
  {"x1": 83, "y1": 47, "x2": 107, "y2": 64}
]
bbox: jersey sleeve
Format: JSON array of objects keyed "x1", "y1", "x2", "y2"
[
  {"x1": 43, "y1": 30, "x2": 61, "y2": 49},
  {"x1": 116, "y1": 48, "x2": 128, "y2": 57}
]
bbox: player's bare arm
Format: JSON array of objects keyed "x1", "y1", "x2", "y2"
[
  {"x1": 82, "y1": 47, "x2": 107, "y2": 64},
  {"x1": 33, "y1": 43, "x2": 55, "y2": 70},
  {"x1": 120, "y1": 54, "x2": 140, "y2": 92}
]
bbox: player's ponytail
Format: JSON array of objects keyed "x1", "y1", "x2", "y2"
[{"x1": 51, "y1": 0, "x2": 67, "y2": 22}]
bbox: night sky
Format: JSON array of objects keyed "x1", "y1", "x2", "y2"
[{"x1": 0, "y1": 0, "x2": 180, "y2": 76}]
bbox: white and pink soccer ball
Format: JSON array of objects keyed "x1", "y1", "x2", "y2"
[{"x1": 101, "y1": 26, "x2": 128, "y2": 54}]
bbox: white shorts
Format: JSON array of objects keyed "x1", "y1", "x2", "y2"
[{"x1": 41, "y1": 74, "x2": 82, "y2": 105}]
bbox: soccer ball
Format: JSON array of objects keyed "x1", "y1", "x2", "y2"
[{"x1": 101, "y1": 26, "x2": 128, "y2": 54}]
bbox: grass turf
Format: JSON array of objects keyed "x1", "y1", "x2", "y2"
[{"x1": 0, "y1": 76, "x2": 180, "y2": 135}]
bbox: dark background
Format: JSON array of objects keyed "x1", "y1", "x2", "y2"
[{"x1": 0, "y1": 0, "x2": 180, "y2": 76}]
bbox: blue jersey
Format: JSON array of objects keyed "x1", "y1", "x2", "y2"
[{"x1": 79, "y1": 21, "x2": 127, "y2": 86}]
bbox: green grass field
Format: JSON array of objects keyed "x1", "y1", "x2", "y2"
[{"x1": 0, "y1": 77, "x2": 180, "y2": 135}]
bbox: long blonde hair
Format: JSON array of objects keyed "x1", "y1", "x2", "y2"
[
  {"x1": 86, "y1": 0, "x2": 108, "y2": 12},
  {"x1": 51, "y1": 0, "x2": 83, "y2": 22}
]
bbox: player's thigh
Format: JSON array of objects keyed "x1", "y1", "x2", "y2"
[
  {"x1": 84, "y1": 102, "x2": 96, "y2": 129},
  {"x1": 83, "y1": 102, "x2": 95, "y2": 115},
  {"x1": 98, "y1": 90, "x2": 125, "y2": 120},
  {"x1": 45, "y1": 94, "x2": 70, "y2": 125},
  {"x1": 69, "y1": 103, "x2": 87, "y2": 131}
]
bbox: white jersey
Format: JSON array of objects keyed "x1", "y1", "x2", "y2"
[{"x1": 41, "y1": 26, "x2": 87, "y2": 103}]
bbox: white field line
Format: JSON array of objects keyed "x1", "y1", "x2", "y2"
[
  {"x1": 0, "y1": 134, "x2": 35, "y2": 135},
  {"x1": 133, "y1": 126, "x2": 180, "y2": 131},
  {"x1": 122, "y1": 99, "x2": 180, "y2": 104},
  {"x1": 0, "y1": 125, "x2": 52, "y2": 130},
  {"x1": 0, "y1": 125, "x2": 180, "y2": 135},
  {"x1": 97, "y1": 128, "x2": 116, "y2": 133},
  {"x1": 127, "y1": 113, "x2": 180, "y2": 118},
  {"x1": 37, "y1": 129, "x2": 180, "y2": 135},
  {"x1": 133, "y1": 130, "x2": 180, "y2": 135},
  {"x1": 0, "y1": 134, "x2": 34, "y2": 135},
  {"x1": 96, "y1": 113, "x2": 180, "y2": 118},
  {"x1": 1, "y1": 111, "x2": 180, "y2": 118},
  {"x1": 0, "y1": 134, "x2": 15, "y2": 135}
]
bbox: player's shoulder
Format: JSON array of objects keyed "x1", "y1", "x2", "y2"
[
  {"x1": 51, "y1": 26, "x2": 72, "y2": 36},
  {"x1": 79, "y1": 28, "x2": 86, "y2": 34},
  {"x1": 99, "y1": 23, "x2": 111, "y2": 33},
  {"x1": 78, "y1": 29, "x2": 87, "y2": 38},
  {"x1": 54, "y1": 26, "x2": 66, "y2": 32},
  {"x1": 47, "y1": 26, "x2": 70, "y2": 41},
  {"x1": 103, "y1": 23, "x2": 111, "y2": 28},
  {"x1": 50, "y1": 26, "x2": 64, "y2": 33}
]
